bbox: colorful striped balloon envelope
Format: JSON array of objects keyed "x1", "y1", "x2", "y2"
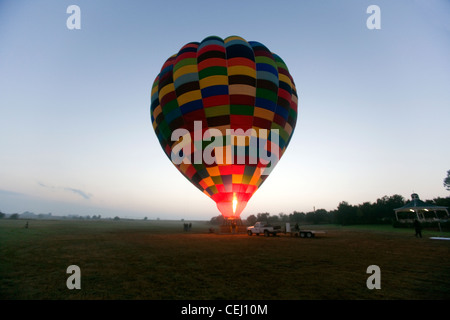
[{"x1": 150, "y1": 35, "x2": 298, "y2": 219}]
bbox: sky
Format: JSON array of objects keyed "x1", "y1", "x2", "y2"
[{"x1": 1, "y1": 0, "x2": 449, "y2": 220}]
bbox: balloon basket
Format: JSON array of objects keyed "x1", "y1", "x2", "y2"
[{"x1": 219, "y1": 218, "x2": 247, "y2": 234}]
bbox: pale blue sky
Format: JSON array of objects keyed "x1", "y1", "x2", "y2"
[{"x1": 1, "y1": 0, "x2": 449, "y2": 219}]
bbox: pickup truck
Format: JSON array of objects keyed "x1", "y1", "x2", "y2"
[{"x1": 247, "y1": 222, "x2": 282, "y2": 237}]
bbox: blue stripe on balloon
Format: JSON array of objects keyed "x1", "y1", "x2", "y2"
[
  {"x1": 180, "y1": 99, "x2": 204, "y2": 114},
  {"x1": 201, "y1": 85, "x2": 229, "y2": 98}
]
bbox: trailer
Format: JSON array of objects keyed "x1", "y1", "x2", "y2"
[
  {"x1": 286, "y1": 223, "x2": 324, "y2": 238},
  {"x1": 292, "y1": 229, "x2": 317, "y2": 238}
]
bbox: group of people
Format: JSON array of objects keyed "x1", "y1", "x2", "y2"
[
  {"x1": 230, "y1": 221, "x2": 239, "y2": 233},
  {"x1": 183, "y1": 222, "x2": 192, "y2": 231}
]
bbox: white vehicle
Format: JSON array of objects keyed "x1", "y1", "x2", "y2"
[{"x1": 247, "y1": 222, "x2": 282, "y2": 237}]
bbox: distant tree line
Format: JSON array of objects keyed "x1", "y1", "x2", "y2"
[
  {"x1": 210, "y1": 194, "x2": 450, "y2": 226},
  {"x1": 0, "y1": 211, "x2": 103, "y2": 220}
]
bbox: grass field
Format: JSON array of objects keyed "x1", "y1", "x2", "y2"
[{"x1": 0, "y1": 219, "x2": 449, "y2": 300}]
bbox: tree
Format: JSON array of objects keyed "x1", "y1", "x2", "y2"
[
  {"x1": 313, "y1": 209, "x2": 330, "y2": 224},
  {"x1": 269, "y1": 214, "x2": 280, "y2": 223},
  {"x1": 256, "y1": 212, "x2": 271, "y2": 223},
  {"x1": 289, "y1": 211, "x2": 306, "y2": 223},
  {"x1": 10, "y1": 213, "x2": 19, "y2": 219},
  {"x1": 246, "y1": 214, "x2": 257, "y2": 226},
  {"x1": 305, "y1": 211, "x2": 315, "y2": 224},
  {"x1": 210, "y1": 215, "x2": 224, "y2": 225},
  {"x1": 444, "y1": 170, "x2": 450, "y2": 191},
  {"x1": 433, "y1": 196, "x2": 450, "y2": 208},
  {"x1": 357, "y1": 202, "x2": 375, "y2": 224},
  {"x1": 278, "y1": 213, "x2": 290, "y2": 222},
  {"x1": 373, "y1": 194, "x2": 405, "y2": 223},
  {"x1": 336, "y1": 201, "x2": 358, "y2": 225}
]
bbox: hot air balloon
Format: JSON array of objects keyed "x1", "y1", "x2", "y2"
[{"x1": 150, "y1": 35, "x2": 298, "y2": 222}]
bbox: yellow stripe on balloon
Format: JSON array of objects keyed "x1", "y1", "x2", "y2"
[
  {"x1": 206, "y1": 166, "x2": 220, "y2": 177},
  {"x1": 278, "y1": 73, "x2": 292, "y2": 87},
  {"x1": 199, "y1": 75, "x2": 228, "y2": 88},
  {"x1": 159, "y1": 83, "x2": 176, "y2": 100},
  {"x1": 232, "y1": 174, "x2": 243, "y2": 184},
  {"x1": 253, "y1": 107, "x2": 274, "y2": 120},
  {"x1": 152, "y1": 104, "x2": 162, "y2": 118},
  {"x1": 173, "y1": 65, "x2": 198, "y2": 80},
  {"x1": 248, "y1": 168, "x2": 262, "y2": 186},
  {"x1": 177, "y1": 90, "x2": 202, "y2": 105},
  {"x1": 227, "y1": 66, "x2": 256, "y2": 77}
]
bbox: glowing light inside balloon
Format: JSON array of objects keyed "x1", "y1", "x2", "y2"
[{"x1": 232, "y1": 194, "x2": 238, "y2": 215}]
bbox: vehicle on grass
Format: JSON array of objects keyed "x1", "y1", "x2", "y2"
[
  {"x1": 292, "y1": 229, "x2": 316, "y2": 238},
  {"x1": 287, "y1": 222, "x2": 324, "y2": 238},
  {"x1": 247, "y1": 222, "x2": 282, "y2": 237}
]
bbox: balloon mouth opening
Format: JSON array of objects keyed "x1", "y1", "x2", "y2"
[{"x1": 216, "y1": 195, "x2": 248, "y2": 219}]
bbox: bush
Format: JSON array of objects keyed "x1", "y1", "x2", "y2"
[{"x1": 209, "y1": 215, "x2": 224, "y2": 225}]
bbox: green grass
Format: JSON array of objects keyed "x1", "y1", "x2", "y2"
[{"x1": 0, "y1": 219, "x2": 449, "y2": 300}]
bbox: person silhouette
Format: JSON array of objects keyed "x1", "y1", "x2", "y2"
[{"x1": 413, "y1": 219, "x2": 422, "y2": 238}]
